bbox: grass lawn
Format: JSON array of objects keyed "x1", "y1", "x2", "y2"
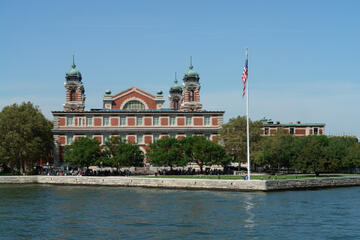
[{"x1": 142, "y1": 174, "x2": 360, "y2": 180}]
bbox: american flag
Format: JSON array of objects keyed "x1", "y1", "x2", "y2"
[{"x1": 242, "y1": 53, "x2": 248, "y2": 97}]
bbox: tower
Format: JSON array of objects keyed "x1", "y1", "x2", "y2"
[
  {"x1": 169, "y1": 73, "x2": 183, "y2": 110},
  {"x1": 180, "y1": 57, "x2": 202, "y2": 111},
  {"x1": 63, "y1": 56, "x2": 85, "y2": 111}
]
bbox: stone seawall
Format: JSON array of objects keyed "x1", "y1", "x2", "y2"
[
  {"x1": 1, "y1": 176, "x2": 360, "y2": 191},
  {"x1": 265, "y1": 177, "x2": 360, "y2": 191}
]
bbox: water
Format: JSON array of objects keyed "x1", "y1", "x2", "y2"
[{"x1": 0, "y1": 185, "x2": 359, "y2": 240}]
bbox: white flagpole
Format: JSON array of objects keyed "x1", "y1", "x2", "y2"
[{"x1": 245, "y1": 48, "x2": 251, "y2": 180}]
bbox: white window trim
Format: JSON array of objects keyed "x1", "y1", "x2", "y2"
[
  {"x1": 66, "y1": 135, "x2": 74, "y2": 145},
  {"x1": 66, "y1": 117, "x2": 74, "y2": 126},
  {"x1": 119, "y1": 116, "x2": 127, "y2": 127},
  {"x1": 136, "y1": 116, "x2": 143, "y2": 126},
  {"x1": 314, "y1": 127, "x2": 319, "y2": 135},
  {"x1": 204, "y1": 116, "x2": 211, "y2": 126},
  {"x1": 153, "y1": 116, "x2": 160, "y2": 126},
  {"x1": 136, "y1": 134, "x2": 144, "y2": 144},
  {"x1": 169, "y1": 116, "x2": 177, "y2": 126},
  {"x1": 185, "y1": 116, "x2": 193, "y2": 126},
  {"x1": 103, "y1": 116, "x2": 110, "y2": 126},
  {"x1": 86, "y1": 116, "x2": 93, "y2": 127}
]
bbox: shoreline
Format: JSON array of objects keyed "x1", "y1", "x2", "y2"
[{"x1": 1, "y1": 175, "x2": 360, "y2": 191}]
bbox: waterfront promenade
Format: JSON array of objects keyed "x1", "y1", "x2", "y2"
[{"x1": 1, "y1": 175, "x2": 360, "y2": 191}]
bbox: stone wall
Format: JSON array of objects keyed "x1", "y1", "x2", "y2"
[
  {"x1": 265, "y1": 177, "x2": 360, "y2": 191},
  {"x1": 1, "y1": 176, "x2": 360, "y2": 191}
]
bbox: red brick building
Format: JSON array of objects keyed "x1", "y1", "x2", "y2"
[
  {"x1": 52, "y1": 58, "x2": 224, "y2": 165},
  {"x1": 261, "y1": 117, "x2": 325, "y2": 136}
]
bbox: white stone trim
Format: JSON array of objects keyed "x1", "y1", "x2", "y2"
[
  {"x1": 119, "y1": 97, "x2": 149, "y2": 110},
  {"x1": 113, "y1": 87, "x2": 156, "y2": 101}
]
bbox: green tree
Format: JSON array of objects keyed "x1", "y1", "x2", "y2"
[
  {"x1": 218, "y1": 116, "x2": 263, "y2": 167},
  {"x1": 64, "y1": 137, "x2": 101, "y2": 168},
  {"x1": 322, "y1": 137, "x2": 358, "y2": 172},
  {"x1": 0, "y1": 102, "x2": 53, "y2": 174},
  {"x1": 294, "y1": 135, "x2": 329, "y2": 176},
  {"x1": 180, "y1": 136, "x2": 230, "y2": 173},
  {"x1": 343, "y1": 142, "x2": 360, "y2": 171},
  {"x1": 255, "y1": 129, "x2": 296, "y2": 172},
  {"x1": 101, "y1": 137, "x2": 144, "y2": 168},
  {"x1": 148, "y1": 137, "x2": 186, "y2": 170},
  {"x1": 207, "y1": 141, "x2": 231, "y2": 168}
]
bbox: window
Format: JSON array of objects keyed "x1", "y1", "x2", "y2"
[
  {"x1": 66, "y1": 135, "x2": 73, "y2": 145},
  {"x1": 189, "y1": 90, "x2": 194, "y2": 102},
  {"x1": 123, "y1": 100, "x2": 145, "y2": 110},
  {"x1": 174, "y1": 101, "x2": 179, "y2": 110},
  {"x1": 137, "y1": 134, "x2": 143, "y2": 144},
  {"x1": 170, "y1": 116, "x2": 176, "y2": 126},
  {"x1": 86, "y1": 134, "x2": 92, "y2": 139},
  {"x1": 314, "y1": 128, "x2": 318, "y2": 135},
  {"x1": 120, "y1": 134, "x2": 126, "y2": 142},
  {"x1": 204, "y1": 116, "x2": 210, "y2": 126},
  {"x1": 120, "y1": 116, "x2": 126, "y2": 126},
  {"x1": 70, "y1": 90, "x2": 76, "y2": 101},
  {"x1": 103, "y1": 135, "x2": 110, "y2": 143},
  {"x1": 86, "y1": 117, "x2": 92, "y2": 126},
  {"x1": 290, "y1": 127, "x2": 294, "y2": 135},
  {"x1": 186, "y1": 133, "x2": 192, "y2": 137},
  {"x1": 136, "y1": 116, "x2": 143, "y2": 126},
  {"x1": 170, "y1": 133, "x2": 176, "y2": 138},
  {"x1": 103, "y1": 117, "x2": 110, "y2": 126},
  {"x1": 153, "y1": 116, "x2": 159, "y2": 126},
  {"x1": 67, "y1": 117, "x2": 73, "y2": 126},
  {"x1": 78, "y1": 117, "x2": 83, "y2": 126},
  {"x1": 264, "y1": 127, "x2": 269, "y2": 135},
  {"x1": 186, "y1": 116, "x2": 192, "y2": 126},
  {"x1": 153, "y1": 134, "x2": 159, "y2": 142},
  {"x1": 205, "y1": 134, "x2": 210, "y2": 140}
]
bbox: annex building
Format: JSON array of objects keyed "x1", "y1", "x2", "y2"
[
  {"x1": 261, "y1": 118, "x2": 325, "y2": 136},
  {"x1": 52, "y1": 58, "x2": 224, "y2": 165}
]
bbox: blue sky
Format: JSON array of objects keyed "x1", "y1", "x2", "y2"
[{"x1": 0, "y1": 0, "x2": 359, "y2": 137}]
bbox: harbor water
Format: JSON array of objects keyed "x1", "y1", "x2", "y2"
[{"x1": 0, "y1": 184, "x2": 359, "y2": 239}]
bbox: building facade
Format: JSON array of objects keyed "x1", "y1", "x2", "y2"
[
  {"x1": 52, "y1": 59, "x2": 224, "y2": 165},
  {"x1": 261, "y1": 117, "x2": 325, "y2": 136}
]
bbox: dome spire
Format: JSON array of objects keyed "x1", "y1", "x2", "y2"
[
  {"x1": 174, "y1": 72, "x2": 178, "y2": 84},
  {"x1": 189, "y1": 56, "x2": 193, "y2": 69},
  {"x1": 72, "y1": 54, "x2": 76, "y2": 69}
]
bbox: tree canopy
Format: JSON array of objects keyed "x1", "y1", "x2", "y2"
[
  {"x1": 181, "y1": 136, "x2": 230, "y2": 172},
  {"x1": 101, "y1": 136, "x2": 144, "y2": 168},
  {"x1": 0, "y1": 102, "x2": 53, "y2": 173},
  {"x1": 218, "y1": 116, "x2": 263, "y2": 165},
  {"x1": 148, "y1": 137, "x2": 185, "y2": 169},
  {"x1": 64, "y1": 137, "x2": 101, "y2": 168}
]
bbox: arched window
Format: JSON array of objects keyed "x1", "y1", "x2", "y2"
[
  {"x1": 189, "y1": 90, "x2": 194, "y2": 102},
  {"x1": 174, "y1": 101, "x2": 178, "y2": 110},
  {"x1": 123, "y1": 100, "x2": 145, "y2": 110},
  {"x1": 70, "y1": 90, "x2": 76, "y2": 101}
]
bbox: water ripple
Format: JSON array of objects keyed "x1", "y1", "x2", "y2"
[{"x1": 0, "y1": 184, "x2": 360, "y2": 239}]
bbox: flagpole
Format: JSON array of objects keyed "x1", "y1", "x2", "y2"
[{"x1": 245, "y1": 48, "x2": 251, "y2": 180}]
